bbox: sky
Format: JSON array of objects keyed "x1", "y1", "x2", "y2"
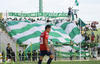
[{"x1": 0, "y1": 0, "x2": 100, "y2": 21}]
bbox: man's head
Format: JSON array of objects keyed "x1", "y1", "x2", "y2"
[
  {"x1": 19, "y1": 50, "x2": 21, "y2": 52},
  {"x1": 7, "y1": 43, "x2": 10, "y2": 47},
  {"x1": 45, "y1": 25, "x2": 51, "y2": 33}
]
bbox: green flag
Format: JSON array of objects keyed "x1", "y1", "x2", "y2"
[
  {"x1": 75, "y1": 0, "x2": 79, "y2": 6},
  {"x1": 56, "y1": 22, "x2": 84, "y2": 43},
  {"x1": 78, "y1": 18, "x2": 86, "y2": 27},
  {"x1": 72, "y1": 13, "x2": 74, "y2": 21}
]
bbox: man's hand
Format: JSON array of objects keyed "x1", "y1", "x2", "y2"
[{"x1": 47, "y1": 48, "x2": 50, "y2": 52}]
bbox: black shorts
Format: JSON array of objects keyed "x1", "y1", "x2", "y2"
[
  {"x1": 40, "y1": 50, "x2": 52, "y2": 56},
  {"x1": 7, "y1": 54, "x2": 11, "y2": 59}
]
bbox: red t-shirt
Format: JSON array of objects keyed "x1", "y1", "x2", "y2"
[
  {"x1": 40, "y1": 31, "x2": 49, "y2": 51},
  {"x1": 91, "y1": 35, "x2": 95, "y2": 41}
]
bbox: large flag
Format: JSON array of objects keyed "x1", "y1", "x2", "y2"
[
  {"x1": 6, "y1": 21, "x2": 89, "y2": 57},
  {"x1": 56, "y1": 21, "x2": 84, "y2": 43},
  {"x1": 6, "y1": 21, "x2": 71, "y2": 50},
  {"x1": 75, "y1": 0, "x2": 79, "y2": 6}
]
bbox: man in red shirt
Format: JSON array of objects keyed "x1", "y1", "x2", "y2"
[
  {"x1": 38, "y1": 25, "x2": 54, "y2": 64},
  {"x1": 91, "y1": 35, "x2": 95, "y2": 42}
]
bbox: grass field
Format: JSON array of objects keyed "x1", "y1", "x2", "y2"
[{"x1": 1, "y1": 60, "x2": 100, "y2": 64}]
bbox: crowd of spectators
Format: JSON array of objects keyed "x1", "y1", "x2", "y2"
[{"x1": 18, "y1": 50, "x2": 39, "y2": 61}]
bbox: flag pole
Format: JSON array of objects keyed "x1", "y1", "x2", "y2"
[
  {"x1": 0, "y1": 30, "x2": 1, "y2": 51},
  {"x1": 80, "y1": 40, "x2": 82, "y2": 60},
  {"x1": 74, "y1": 0, "x2": 81, "y2": 60},
  {"x1": 80, "y1": 18, "x2": 82, "y2": 60},
  {"x1": 5, "y1": 10, "x2": 8, "y2": 21},
  {"x1": 31, "y1": 43, "x2": 32, "y2": 62}
]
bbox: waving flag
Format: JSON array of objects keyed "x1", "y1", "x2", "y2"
[
  {"x1": 6, "y1": 21, "x2": 71, "y2": 50},
  {"x1": 75, "y1": 0, "x2": 79, "y2": 6},
  {"x1": 56, "y1": 21, "x2": 84, "y2": 43}
]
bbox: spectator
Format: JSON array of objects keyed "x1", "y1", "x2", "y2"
[
  {"x1": 91, "y1": 34, "x2": 95, "y2": 43},
  {"x1": 97, "y1": 34, "x2": 99, "y2": 42},
  {"x1": 32, "y1": 50, "x2": 37, "y2": 61},
  {"x1": 19, "y1": 50, "x2": 22, "y2": 61},
  {"x1": 55, "y1": 20, "x2": 59, "y2": 25},
  {"x1": 91, "y1": 31, "x2": 94, "y2": 35},
  {"x1": 92, "y1": 47, "x2": 97, "y2": 58},
  {"x1": 47, "y1": 18, "x2": 51, "y2": 23},
  {"x1": 85, "y1": 34, "x2": 90, "y2": 43},
  {"x1": 2, "y1": 51, "x2": 5, "y2": 62},
  {"x1": 85, "y1": 26, "x2": 89, "y2": 31},
  {"x1": 81, "y1": 30, "x2": 85, "y2": 36},
  {"x1": 37, "y1": 18, "x2": 40, "y2": 21},
  {"x1": 85, "y1": 34, "x2": 88, "y2": 41},
  {"x1": 76, "y1": 50, "x2": 79, "y2": 60},
  {"x1": 68, "y1": 7, "x2": 72, "y2": 17},
  {"x1": 87, "y1": 34, "x2": 91, "y2": 43},
  {"x1": 70, "y1": 49, "x2": 73, "y2": 60},
  {"x1": 11, "y1": 50, "x2": 15, "y2": 62},
  {"x1": 91, "y1": 23, "x2": 97, "y2": 31},
  {"x1": 19, "y1": 18, "x2": 21, "y2": 21},
  {"x1": 6, "y1": 43, "x2": 12, "y2": 60},
  {"x1": 54, "y1": 50, "x2": 57, "y2": 61},
  {"x1": 33, "y1": 19, "x2": 36, "y2": 22},
  {"x1": 27, "y1": 51, "x2": 31, "y2": 61},
  {"x1": 32, "y1": 19, "x2": 35, "y2": 23},
  {"x1": 22, "y1": 52, "x2": 25, "y2": 61}
]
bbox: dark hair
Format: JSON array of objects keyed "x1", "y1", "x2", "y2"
[
  {"x1": 45, "y1": 25, "x2": 51, "y2": 30},
  {"x1": 8, "y1": 43, "x2": 10, "y2": 45}
]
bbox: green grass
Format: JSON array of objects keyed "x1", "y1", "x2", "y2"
[{"x1": 1, "y1": 60, "x2": 100, "y2": 64}]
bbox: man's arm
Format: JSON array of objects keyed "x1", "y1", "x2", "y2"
[
  {"x1": 43, "y1": 32, "x2": 50, "y2": 51},
  {"x1": 44, "y1": 38, "x2": 50, "y2": 52}
]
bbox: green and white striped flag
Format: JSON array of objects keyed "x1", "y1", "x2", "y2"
[
  {"x1": 6, "y1": 21, "x2": 71, "y2": 51},
  {"x1": 56, "y1": 21, "x2": 84, "y2": 43},
  {"x1": 55, "y1": 45, "x2": 89, "y2": 57}
]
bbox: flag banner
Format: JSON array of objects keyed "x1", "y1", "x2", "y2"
[
  {"x1": 8, "y1": 12, "x2": 68, "y2": 18},
  {"x1": 6, "y1": 21, "x2": 71, "y2": 46}
]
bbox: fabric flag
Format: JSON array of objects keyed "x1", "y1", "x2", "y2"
[
  {"x1": 55, "y1": 45, "x2": 89, "y2": 57},
  {"x1": 75, "y1": 0, "x2": 79, "y2": 6},
  {"x1": 6, "y1": 21, "x2": 71, "y2": 51},
  {"x1": 78, "y1": 18, "x2": 86, "y2": 27},
  {"x1": 6, "y1": 21, "x2": 89, "y2": 57},
  {"x1": 56, "y1": 21, "x2": 84, "y2": 43}
]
